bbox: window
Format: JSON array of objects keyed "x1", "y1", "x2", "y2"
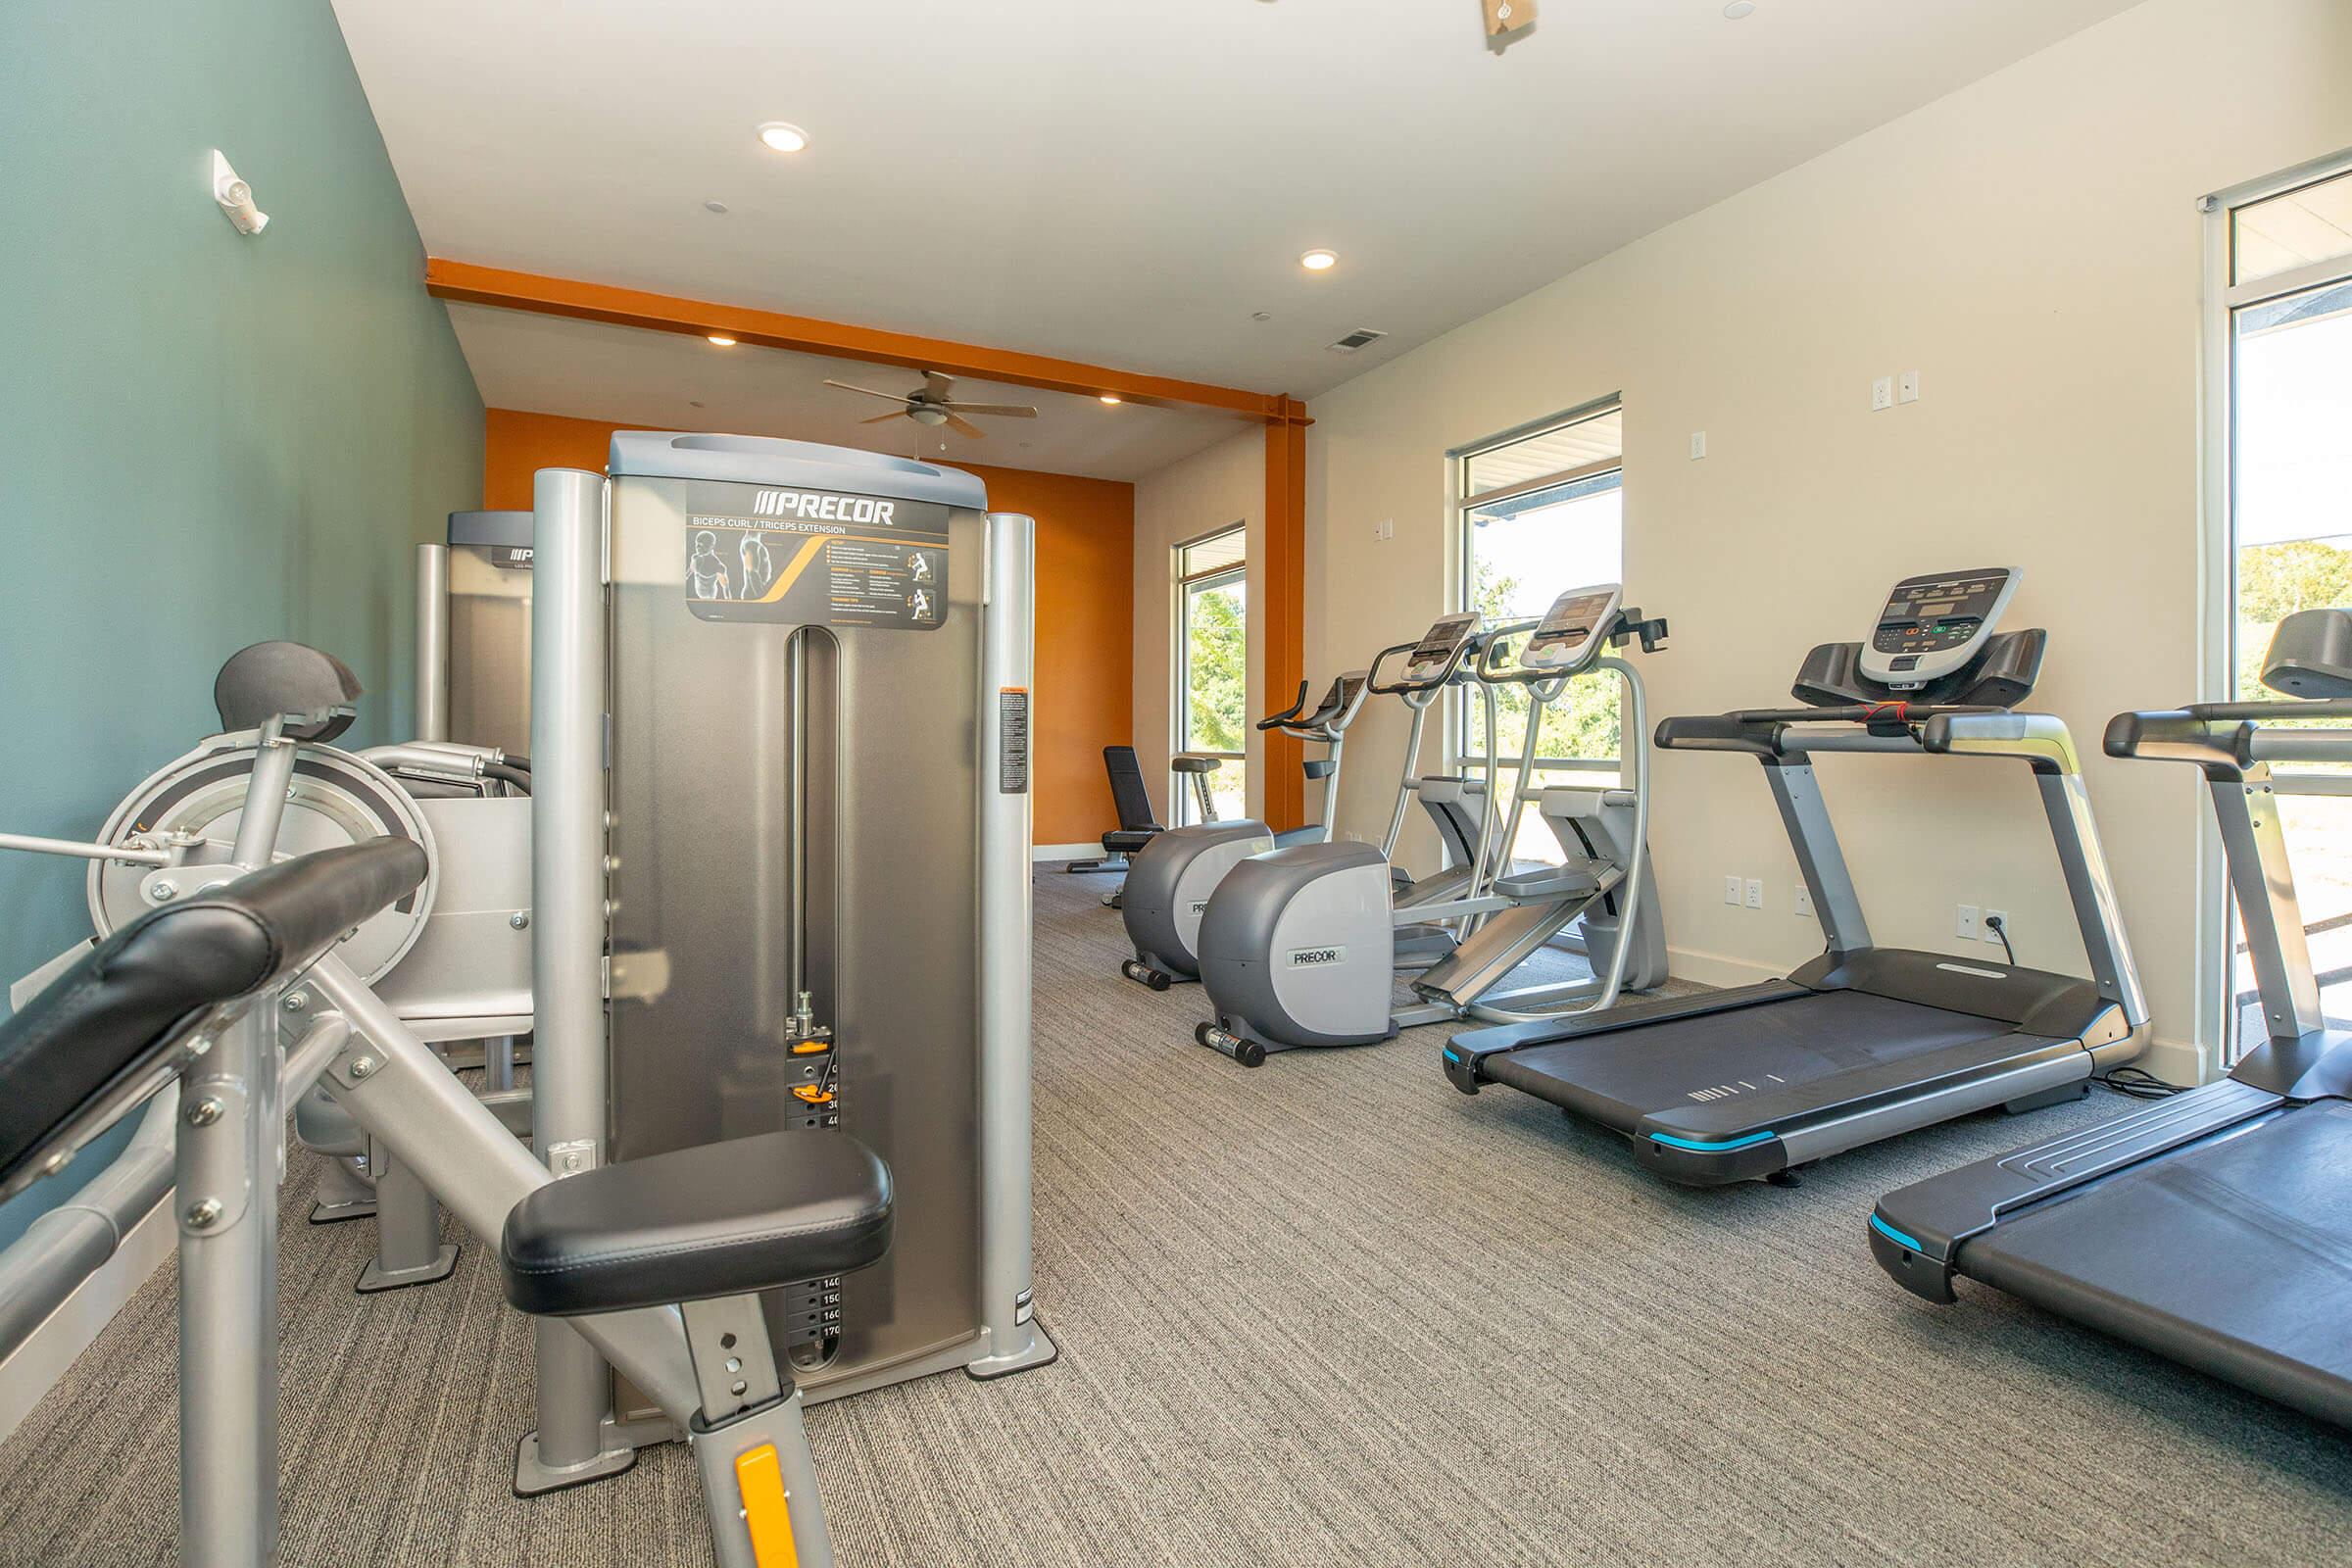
[
  {"x1": 1452, "y1": 400, "x2": 1625, "y2": 864},
  {"x1": 1175, "y1": 524, "x2": 1249, "y2": 825},
  {"x1": 2206, "y1": 157, "x2": 2352, "y2": 1061}
]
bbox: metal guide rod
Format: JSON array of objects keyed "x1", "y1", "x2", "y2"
[
  {"x1": 969, "y1": 513, "x2": 1055, "y2": 1376},
  {"x1": 526, "y1": 466, "x2": 623, "y2": 1479},
  {"x1": 788, "y1": 630, "x2": 808, "y2": 1008},
  {"x1": 416, "y1": 542, "x2": 450, "y2": 744}
]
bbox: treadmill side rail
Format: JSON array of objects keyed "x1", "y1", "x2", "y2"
[
  {"x1": 1439, "y1": 979, "x2": 1810, "y2": 1094},
  {"x1": 1867, "y1": 1077, "x2": 2285, "y2": 1298}
]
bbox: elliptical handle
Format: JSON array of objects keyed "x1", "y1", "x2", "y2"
[
  {"x1": 1367, "y1": 633, "x2": 1485, "y2": 698},
  {"x1": 1255, "y1": 679, "x2": 1312, "y2": 732}
]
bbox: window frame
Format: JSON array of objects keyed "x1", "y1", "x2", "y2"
[
  {"x1": 1172, "y1": 522, "x2": 1250, "y2": 825},
  {"x1": 2198, "y1": 148, "x2": 2352, "y2": 1067},
  {"x1": 1449, "y1": 395, "x2": 1626, "y2": 775}
]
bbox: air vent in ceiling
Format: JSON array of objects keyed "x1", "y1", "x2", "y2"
[{"x1": 1326, "y1": 327, "x2": 1389, "y2": 354}]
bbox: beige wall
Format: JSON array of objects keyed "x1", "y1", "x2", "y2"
[
  {"x1": 1134, "y1": 428, "x2": 1267, "y2": 823},
  {"x1": 1302, "y1": 0, "x2": 2352, "y2": 1081}
]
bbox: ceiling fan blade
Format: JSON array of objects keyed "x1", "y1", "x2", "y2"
[
  {"x1": 943, "y1": 403, "x2": 1038, "y2": 418},
  {"x1": 922, "y1": 370, "x2": 956, "y2": 400},
  {"x1": 858, "y1": 411, "x2": 906, "y2": 425},
  {"x1": 943, "y1": 413, "x2": 986, "y2": 440},
  {"x1": 824, "y1": 379, "x2": 913, "y2": 405}
]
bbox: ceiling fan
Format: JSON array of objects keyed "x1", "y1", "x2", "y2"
[{"x1": 822, "y1": 370, "x2": 1039, "y2": 439}]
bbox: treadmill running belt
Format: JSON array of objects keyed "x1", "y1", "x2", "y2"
[
  {"x1": 1483, "y1": 990, "x2": 2023, "y2": 1136},
  {"x1": 1960, "y1": 1102, "x2": 2352, "y2": 1429}
]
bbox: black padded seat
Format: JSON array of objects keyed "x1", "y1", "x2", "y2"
[
  {"x1": 1102, "y1": 828, "x2": 1159, "y2": 855},
  {"x1": 0, "y1": 840, "x2": 430, "y2": 1199},
  {"x1": 1169, "y1": 756, "x2": 1220, "y2": 774},
  {"x1": 499, "y1": 1129, "x2": 894, "y2": 1318}
]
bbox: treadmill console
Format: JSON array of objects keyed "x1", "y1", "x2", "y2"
[
  {"x1": 1520, "y1": 584, "x2": 1623, "y2": 674},
  {"x1": 1859, "y1": 568, "x2": 2021, "y2": 689},
  {"x1": 1403, "y1": 612, "x2": 1483, "y2": 682}
]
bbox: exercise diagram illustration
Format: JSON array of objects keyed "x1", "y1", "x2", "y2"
[
  {"x1": 738, "y1": 529, "x2": 779, "y2": 600},
  {"x1": 687, "y1": 517, "x2": 945, "y2": 624},
  {"x1": 688, "y1": 529, "x2": 734, "y2": 601}
]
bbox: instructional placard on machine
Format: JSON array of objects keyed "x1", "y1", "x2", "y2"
[{"x1": 681, "y1": 489, "x2": 951, "y2": 629}]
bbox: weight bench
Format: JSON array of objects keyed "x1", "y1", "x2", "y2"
[
  {"x1": 0, "y1": 841, "x2": 892, "y2": 1567},
  {"x1": 1065, "y1": 745, "x2": 1167, "y2": 878}
]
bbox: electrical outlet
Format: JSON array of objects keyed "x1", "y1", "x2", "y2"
[
  {"x1": 1956, "y1": 904, "x2": 1981, "y2": 941},
  {"x1": 1724, "y1": 875, "x2": 1741, "y2": 906},
  {"x1": 1744, "y1": 878, "x2": 1764, "y2": 910},
  {"x1": 1872, "y1": 375, "x2": 1895, "y2": 412},
  {"x1": 1690, "y1": 430, "x2": 1708, "y2": 461},
  {"x1": 1984, "y1": 908, "x2": 2009, "y2": 945},
  {"x1": 1898, "y1": 369, "x2": 1921, "y2": 404},
  {"x1": 1793, "y1": 886, "x2": 1813, "y2": 917},
  {"x1": 1373, "y1": 517, "x2": 1395, "y2": 541}
]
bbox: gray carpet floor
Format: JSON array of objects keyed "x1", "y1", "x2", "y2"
[{"x1": 2, "y1": 866, "x2": 2349, "y2": 1565}]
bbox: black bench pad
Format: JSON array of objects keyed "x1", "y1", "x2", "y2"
[
  {"x1": 500, "y1": 1129, "x2": 893, "y2": 1317},
  {"x1": 0, "y1": 840, "x2": 428, "y2": 1199}
]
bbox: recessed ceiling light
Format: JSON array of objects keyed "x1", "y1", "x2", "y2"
[
  {"x1": 1251, "y1": 311, "x2": 1273, "y2": 322},
  {"x1": 704, "y1": 200, "x2": 729, "y2": 215},
  {"x1": 1300, "y1": 249, "x2": 1338, "y2": 271},
  {"x1": 1099, "y1": 394, "x2": 1122, "y2": 405},
  {"x1": 689, "y1": 400, "x2": 706, "y2": 409},
  {"x1": 1723, "y1": 1, "x2": 1755, "y2": 17},
  {"x1": 707, "y1": 334, "x2": 737, "y2": 347},
  {"x1": 757, "y1": 122, "x2": 809, "y2": 154}
]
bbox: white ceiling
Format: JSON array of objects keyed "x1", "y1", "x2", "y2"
[
  {"x1": 448, "y1": 305, "x2": 1248, "y2": 481},
  {"x1": 337, "y1": 0, "x2": 2140, "y2": 414}
]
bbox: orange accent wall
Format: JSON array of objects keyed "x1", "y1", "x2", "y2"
[
  {"x1": 481, "y1": 408, "x2": 648, "y2": 509},
  {"x1": 481, "y1": 410, "x2": 1135, "y2": 848}
]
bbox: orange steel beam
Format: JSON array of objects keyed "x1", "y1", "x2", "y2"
[
  {"x1": 1261, "y1": 396, "x2": 1309, "y2": 834},
  {"x1": 426, "y1": 259, "x2": 1288, "y2": 421}
]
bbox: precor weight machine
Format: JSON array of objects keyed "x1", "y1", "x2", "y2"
[{"x1": 0, "y1": 432, "x2": 1058, "y2": 1559}]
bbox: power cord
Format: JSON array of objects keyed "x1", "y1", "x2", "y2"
[
  {"x1": 1984, "y1": 912, "x2": 2016, "y2": 965},
  {"x1": 2099, "y1": 1064, "x2": 2187, "y2": 1100}
]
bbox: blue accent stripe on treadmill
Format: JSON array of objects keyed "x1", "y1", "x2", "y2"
[
  {"x1": 1442, "y1": 1049, "x2": 1461, "y2": 1062},
  {"x1": 1644, "y1": 1129, "x2": 1778, "y2": 1152},
  {"x1": 1869, "y1": 1213, "x2": 1924, "y2": 1252}
]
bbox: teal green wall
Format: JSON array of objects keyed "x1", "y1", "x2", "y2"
[{"x1": 0, "y1": 1, "x2": 484, "y2": 1240}]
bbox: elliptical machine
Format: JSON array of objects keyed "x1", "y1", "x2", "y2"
[
  {"x1": 1194, "y1": 586, "x2": 1667, "y2": 1065},
  {"x1": 1119, "y1": 671, "x2": 1370, "y2": 989}
]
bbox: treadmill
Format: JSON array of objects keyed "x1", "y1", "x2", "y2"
[
  {"x1": 1443, "y1": 568, "x2": 2150, "y2": 1186},
  {"x1": 1870, "y1": 608, "x2": 2352, "y2": 1429}
]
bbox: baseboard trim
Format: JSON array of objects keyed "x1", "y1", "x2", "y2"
[
  {"x1": 2138, "y1": 1034, "x2": 2207, "y2": 1088},
  {"x1": 0, "y1": 1192, "x2": 174, "y2": 1444},
  {"x1": 1033, "y1": 843, "x2": 1102, "y2": 862},
  {"x1": 1664, "y1": 946, "x2": 1783, "y2": 989}
]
